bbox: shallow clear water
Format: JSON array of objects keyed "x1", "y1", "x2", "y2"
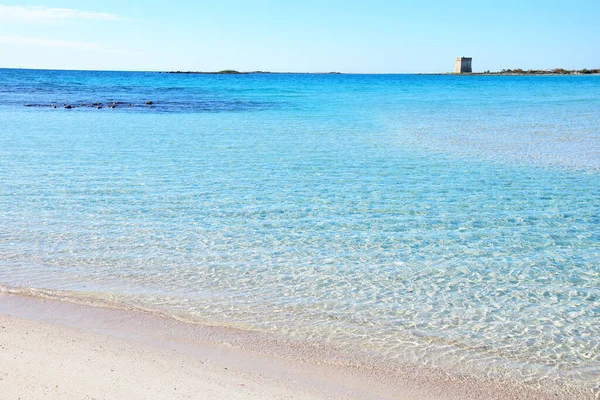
[{"x1": 1, "y1": 69, "x2": 599, "y2": 389}]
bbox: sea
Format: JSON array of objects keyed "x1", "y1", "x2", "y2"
[{"x1": 1, "y1": 69, "x2": 599, "y2": 393}]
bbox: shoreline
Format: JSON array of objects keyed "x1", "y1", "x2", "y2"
[{"x1": 0, "y1": 291, "x2": 589, "y2": 399}]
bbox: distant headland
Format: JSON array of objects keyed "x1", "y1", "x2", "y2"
[
  {"x1": 167, "y1": 70, "x2": 248, "y2": 74},
  {"x1": 478, "y1": 68, "x2": 600, "y2": 75},
  {"x1": 453, "y1": 57, "x2": 599, "y2": 75},
  {"x1": 165, "y1": 70, "x2": 343, "y2": 75}
]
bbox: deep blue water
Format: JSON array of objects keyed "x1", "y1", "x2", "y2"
[{"x1": 1, "y1": 69, "x2": 599, "y2": 390}]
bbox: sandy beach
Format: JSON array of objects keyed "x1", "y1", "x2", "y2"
[{"x1": 0, "y1": 292, "x2": 582, "y2": 400}]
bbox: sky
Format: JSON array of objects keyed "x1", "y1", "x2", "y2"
[{"x1": 0, "y1": 1, "x2": 599, "y2": 73}]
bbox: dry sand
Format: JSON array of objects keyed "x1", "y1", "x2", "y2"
[{"x1": 0, "y1": 293, "x2": 585, "y2": 400}]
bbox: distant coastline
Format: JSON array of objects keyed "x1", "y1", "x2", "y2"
[
  {"x1": 163, "y1": 68, "x2": 600, "y2": 76},
  {"x1": 1, "y1": 67, "x2": 598, "y2": 75},
  {"x1": 164, "y1": 69, "x2": 600, "y2": 76},
  {"x1": 165, "y1": 70, "x2": 343, "y2": 75},
  {"x1": 476, "y1": 68, "x2": 600, "y2": 75}
]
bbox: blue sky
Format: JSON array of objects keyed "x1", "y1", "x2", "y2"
[{"x1": 0, "y1": 1, "x2": 598, "y2": 72}]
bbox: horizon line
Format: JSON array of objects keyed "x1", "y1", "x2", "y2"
[{"x1": 1, "y1": 66, "x2": 599, "y2": 75}]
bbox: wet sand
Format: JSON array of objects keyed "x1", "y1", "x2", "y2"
[{"x1": 0, "y1": 293, "x2": 584, "y2": 399}]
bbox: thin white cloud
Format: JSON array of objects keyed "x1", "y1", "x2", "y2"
[
  {"x1": 0, "y1": 5, "x2": 125, "y2": 23},
  {"x1": 0, "y1": 35, "x2": 109, "y2": 50}
]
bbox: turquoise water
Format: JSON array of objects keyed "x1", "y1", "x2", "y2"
[{"x1": 1, "y1": 69, "x2": 599, "y2": 390}]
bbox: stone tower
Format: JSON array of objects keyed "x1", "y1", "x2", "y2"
[{"x1": 454, "y1": 57, "x2": 472, "y2": 73}]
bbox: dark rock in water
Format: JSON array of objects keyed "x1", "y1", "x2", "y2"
[
  {"x1": 97, "y1": 106, "x2": 103, "y2": 109},
  {"x1": 145, "y1": 101, "x2": 153, "y2": 105},
  {"x1": 216, "y1": 70, "x2": 242, "y2": 74},
  {"x1": 108, "y1": 104, "x2": 116, "y2": 109},
  {"x1": 81, "y1": 103, "x2": 87, "y2": 106},
  {"x1": 52, "y1": 105, "x2": 57, "y2": 109},
  {"x1": 64, "y1": 105, "x2": 73, "y2": 109},
  {"x1": 24, "y1": 104, "x2": 33, "y2": 107}
]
